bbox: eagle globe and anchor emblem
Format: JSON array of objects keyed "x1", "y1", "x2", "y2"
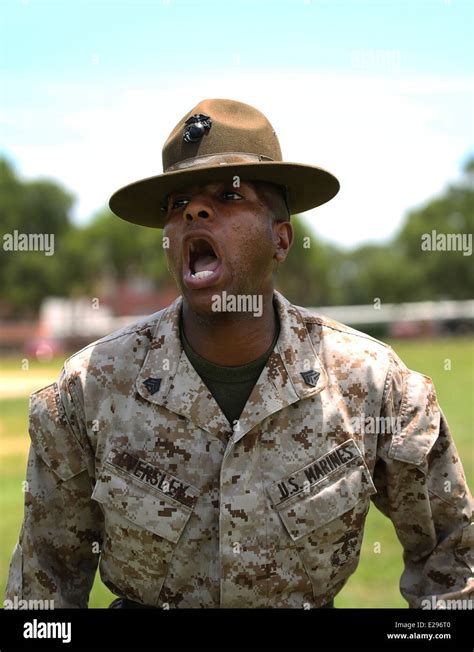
[{"x1": 183, "y1": 113, "x2": 213, "y2": 143}]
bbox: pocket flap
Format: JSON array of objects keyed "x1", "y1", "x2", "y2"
[
  {"x1": 92, "y1": 459, "x2": 197, "y2": 544},
  {"x1": 268, "y1": 440, "x2": 377, "y2": 542}
]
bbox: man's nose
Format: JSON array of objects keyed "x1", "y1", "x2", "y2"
[{"x1": 183, "y1": 196, "x2": 213, "y2": 223}]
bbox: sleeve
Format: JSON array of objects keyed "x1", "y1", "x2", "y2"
[
  {"x1": 371, "y1": 351, "x2": 474, "y2": 608},
  {"x1": 4, "y1": 368, "x2": 103, "y2": 608}
]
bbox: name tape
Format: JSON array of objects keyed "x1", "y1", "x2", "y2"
[{"x1": 107, "y1": 448, "x2": 199, "y2": 509}]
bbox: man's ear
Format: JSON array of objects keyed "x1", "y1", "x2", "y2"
[{"x1": 273, "y1": 221, "x2": 293, "y2": 263}]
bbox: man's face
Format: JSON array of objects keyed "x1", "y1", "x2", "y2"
[{"x1": 162, "y1": 180, "x2": 292, "y2": 315}]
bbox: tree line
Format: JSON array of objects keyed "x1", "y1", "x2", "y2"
[{"x1": 0, "y1": 156, "x2": 472, "y2": 318}]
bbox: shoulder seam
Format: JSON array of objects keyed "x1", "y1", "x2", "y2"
[
  {"x1": 63, "y1": 315, "x2": 163, "y2": 366},
  {"x1": 303, "y1": 315, "x2": 391, "y2": 349},
  {"x1": 381, "y1": 350, "x2": 396, "y2": 410}
]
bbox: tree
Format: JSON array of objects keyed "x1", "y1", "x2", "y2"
[
  {"x1": 2, "y1": 153, "x2": 472, "y2": 317},
  {"x1": 62, "y1": 209, "x2": 171, "y2": 291},
  {"x1": 0, "y1": 158, "x2": 75, "y2": 316},
  {"x1": 394, "y1": 157, "x2": 474, "y2": 300},
  {"x1": 275, "y1": 215, "x2": 337, "y2": 306}
]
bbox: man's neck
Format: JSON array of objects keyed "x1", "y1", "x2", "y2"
[{"x1": 181, "y1": 292, "x2": 277, "y2": 366}]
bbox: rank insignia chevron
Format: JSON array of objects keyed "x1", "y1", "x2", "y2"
[
  {"x1": 300, "y1": 370, "x2": 320, "y2": 387},
  {"x1": 143, "y1": 377, "x2": 162, "y2": 394}
]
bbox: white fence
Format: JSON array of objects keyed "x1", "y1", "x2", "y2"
[{"x1": 40, "y1": 297, "x2": 474, "y2": 338}]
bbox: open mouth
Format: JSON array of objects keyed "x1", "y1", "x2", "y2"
[
  {"x1": 182, "y1": 234, "x2": 225, "y2": 289},
  {"x1": 188, "y1": 238, "x2": 220, "y2": 279}
]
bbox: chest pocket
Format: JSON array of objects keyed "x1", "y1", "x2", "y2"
[
  {"x1": 267, "y1": 439, "x2": 377, "y2": 542},
  {"x1": 91, "y1": 448, "x2": 200, "y2": 605},
  {"x1": 267, "y1": 439, "x2": 377, "y2": 601}
]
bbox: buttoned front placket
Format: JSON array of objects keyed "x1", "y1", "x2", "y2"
[{"x1": 135, "y1": 291, "x2": 328, "y2": 607}]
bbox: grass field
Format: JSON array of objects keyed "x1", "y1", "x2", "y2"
[{"x1": 1, "y1": 338, "x2": 472, "y2": 608}]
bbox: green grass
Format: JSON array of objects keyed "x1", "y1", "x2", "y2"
[
  {"x1": 0, "y1": 356, "x2": 66, "y2": 373},
  {"x1": 336, "y1": 336, "x2": 473, "y2": 608},
  {"x1": 1, "y1": 337, "x2": 472, "y2": 608},
  {"x1": 1, "y1": 397, "x2": 29, "y2": 438}
]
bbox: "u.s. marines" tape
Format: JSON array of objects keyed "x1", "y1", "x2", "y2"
[{"x1": 267, "y1": 439, "x2": 362, "y2": 507}]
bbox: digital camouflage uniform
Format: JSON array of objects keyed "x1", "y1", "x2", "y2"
[{"x1": 5, "y1": 290, "x2": 474, "y2": 608}]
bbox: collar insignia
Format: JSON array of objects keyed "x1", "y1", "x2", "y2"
[{"x1": 300, "y1": 369, "x2": 320, "y2": 387}]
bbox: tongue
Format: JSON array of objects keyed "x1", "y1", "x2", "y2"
[{"x1": 194, "y1": 255, "x2": 219, "y2": 273}]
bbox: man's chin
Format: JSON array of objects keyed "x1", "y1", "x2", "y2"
[
  {"x1": 180, "y1": 278, "x2": 243, "y2": 320},
  {"x1": 179, "y1": 264, "x2": 229, "y2": 314},
  {"x1": 181, "y1": 285, "x2": 268, "y2": 323},
  {"x1": 183, "y1": 288, "x2": 217, "y2": 313}
]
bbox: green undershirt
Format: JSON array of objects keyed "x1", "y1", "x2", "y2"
[{"x1": 179, "y1": 313, "x2": 280, "y2": 428}]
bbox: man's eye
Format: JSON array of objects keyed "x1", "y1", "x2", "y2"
[
  {"x1": 170, "y1": 198, "x2": 189, "y2": 210},
  {"x1": 221, "y1": 191, "x2": 243, "y2": 200}
]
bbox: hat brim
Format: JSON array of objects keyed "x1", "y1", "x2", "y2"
[{"x1": 109, "y1": 161, "x2": 339, "y2": 228}]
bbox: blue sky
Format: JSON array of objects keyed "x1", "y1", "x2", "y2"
[{"x1": 1, "y1": 0, "x2": 473, "y2": 246}]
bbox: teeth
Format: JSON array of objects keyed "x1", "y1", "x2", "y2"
[{"x1": 193, "y1": 270, "x2": 213, "y2": 279}]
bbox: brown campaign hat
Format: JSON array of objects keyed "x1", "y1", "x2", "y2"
[{"x1": 109, "y1": 98, "x2": 340, "y2": 228}]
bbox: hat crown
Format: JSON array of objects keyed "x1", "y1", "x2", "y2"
[
  {"x1": 162, "y1": 98, "x2": 282, "y2": 171},
  {"x1": 109, "y1": 97, "x2": 340, "y2": 228}
]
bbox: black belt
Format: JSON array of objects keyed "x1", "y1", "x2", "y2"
[{"x1": 109, "y1": 597, "x2": 334, "y2": 609}]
